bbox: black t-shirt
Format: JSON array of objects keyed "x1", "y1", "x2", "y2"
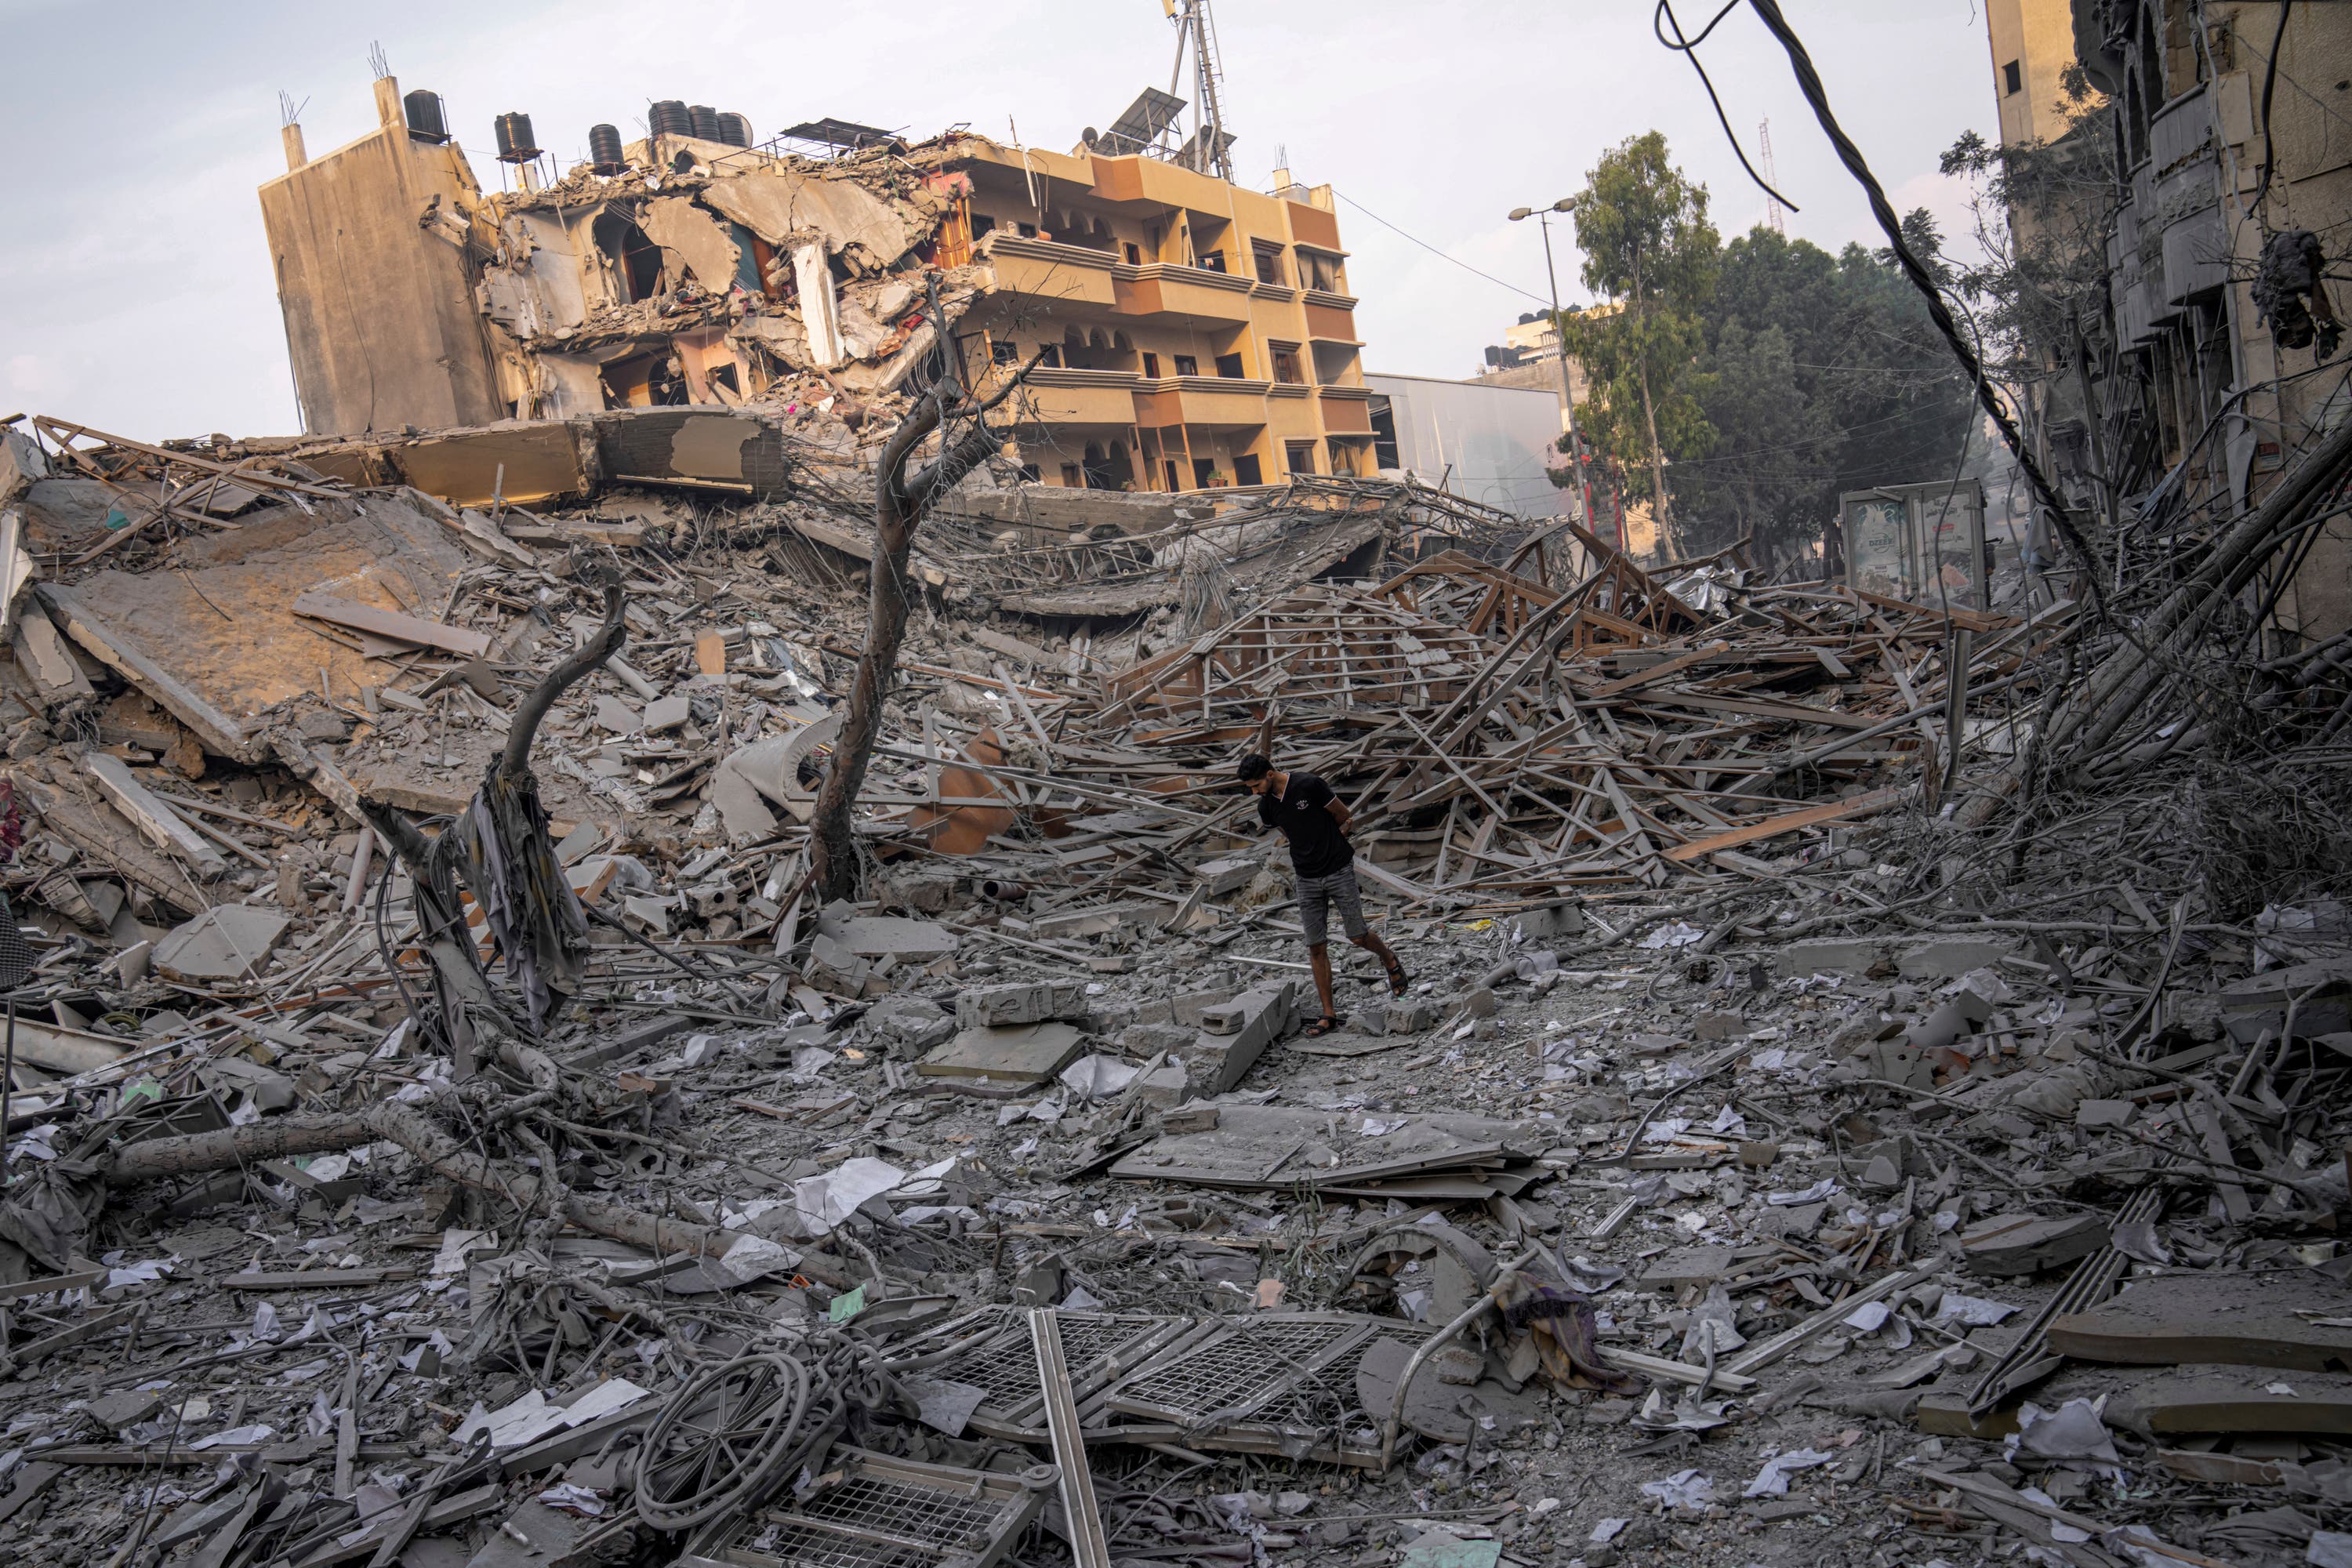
[{"x1": 1257, "y1": 771, "x2": 1352, "y2": 877}]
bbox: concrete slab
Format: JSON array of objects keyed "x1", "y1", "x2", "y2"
[
  {"x1": 1776, "y1": 938, "x2": 1889, "y2": 977},
  {"x1": 151, "y1": 906, "x2": 292, "y2": 984},
  {"x1": 819, "y1": 913, "x2": 956, "y2": 963},
  {"x1": 1897, "y1": 938, "x2": 2013, "y2": 978},
  {"x1": 917, "y1": 1021, "x2": 1087, "y2": 1088}
]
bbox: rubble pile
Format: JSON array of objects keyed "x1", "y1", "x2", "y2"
[{"x1": 0, "y1": 405, "x2": 2345, "y2": 1568}]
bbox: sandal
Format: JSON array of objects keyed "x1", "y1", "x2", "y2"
[
  {"x1": 1383, "y1": 957, "x2": 1410, "y2": 997},
  {"x1": 1303, "y1": 1014, "x2": 1345, "y2": 1038}
]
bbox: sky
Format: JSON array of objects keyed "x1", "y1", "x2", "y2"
[{"x1": 0, "y1": 0, "x2": 2005, "y2": 442}]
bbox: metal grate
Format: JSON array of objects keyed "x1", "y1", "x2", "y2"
[
  {"x1": 1112, "y1": 1318, "x2": 1359, "y2": 1415},
  {"x1": 750, "y1": 1520, "x2": 931, "y2": 1568},
  {"x1": 923, "y1": 1313, "x2": 1159, "y2": 1413},
  {"x1": 798, "y1": 1474, "x2": 1005, "y2": 1548},
  {"x1": 1248, "y1": 1329, "x2": 1423, "y2": 1429}
]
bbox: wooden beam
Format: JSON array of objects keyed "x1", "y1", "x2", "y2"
[{"x1": 1662, "y1": 785, "x2": 1911, "y2": 863}]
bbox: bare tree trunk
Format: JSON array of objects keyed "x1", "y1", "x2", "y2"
[
  {"x1": 809, "y1": 303, "x2": 1042, "y2": 902},
  {"x1": 1638, "y1": 354, "x2": 1670, "y2": 547},
  {"x1": 100, "y1": 1101, "x2": 860, "y2": 1287}
]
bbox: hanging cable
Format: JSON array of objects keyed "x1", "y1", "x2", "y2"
[
  {"x1": 1689, "y1": 0, "x2": 2109, "y2": 614},
  {"x1": 2252, "y1": 2, "x2": 2296, "y2": 216},
  {"x1": 1654, "y1": 2, "x2": 1802, "y2": 215}
]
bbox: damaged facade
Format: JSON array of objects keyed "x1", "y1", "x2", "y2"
[
  {"x1": 2000, "y1": 0, "x2": 2352, "y2": 637},
  {"x1": 263, "y1": 72, "x2": 1375, "y2": 494}
]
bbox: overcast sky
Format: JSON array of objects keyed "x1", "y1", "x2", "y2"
[{"x1": 0, "y1": 0, "x2": 2004, "y2": 441}]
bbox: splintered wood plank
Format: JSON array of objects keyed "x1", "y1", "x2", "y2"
[{"x1": 1662, "y1": 786, "x2": 1910, "y2": 863}]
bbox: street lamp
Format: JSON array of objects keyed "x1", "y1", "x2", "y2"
[{"x1": 1508, "y1": 198, "x2": 1593, "y2": 535}]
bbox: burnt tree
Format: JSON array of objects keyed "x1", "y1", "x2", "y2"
[{"x1": 809, "y1": 291, "x2": 1040, "y2": 900}]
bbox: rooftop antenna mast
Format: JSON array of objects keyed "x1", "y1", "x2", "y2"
[
  {"x1": 1759, "y1": 117, "x2": 1786, "y2": 234},
  {"x1": 1163, "y1": 0, "x2": 1235, "y2": 181}
]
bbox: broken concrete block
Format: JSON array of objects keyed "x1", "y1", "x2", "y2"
[
  {"x1": 1120, "y1": 1022, "x2": 1194, "y2": 1054},
  {"x1": 1775, "y1": 938, "x2": 1889, "y2": 977},
  {"x1": 1458, "y1": 987, "x2": 1498, "y2": 1019},
  {"x1": 641, "y1": 693, "x2": 691, "y2": 732},
  {"x1": 622, "y1": 893, "x2": 675, "y2": 934},
  {"x1": 1961, "y1": 1212, "x2": 2109, "y2": 1276},
  {"x1": 709, "y1": 758, "x2": 779, "y2": 841},
  {"x1": 1129, "y1": 1058, "x2": 1190, "y2": 1109},
  {"x1": 804, "y1": 931, "x2": 870, "y2": 995},
  {"x1": 114, "y1": 940, "x2": 153, "y2": 987},
  {"x1": 1174, "y1": 981, "x2": 1296, "y2": 1094},
  {"x1": 916, "y1": 1021, "x2": 1086, "y2": 1088},
  {"x1": 956, "y1": 980, "x2": 1084, "y2": 1029},
  {"x1": 151, "y1": 906, "x2": 292, "y2": 984},
  {"x1": 816, "y1": 912, "x2": 956, "y2": 964},
  {"x1": 1360, "y1": 996, "x2": 1438, "y2": 1036},
  {"x1": 865, "y1": 995, "x2": 954, "y2": 1051},
  {"x1": 1508, "y1": 900, "x2": 1585, "y2": 941},
  {"x1": 594, "y1": 695, "x2": 641, "y2": 733},
  {"x1": 1196, "y1": 997, "x2": 1250, "y2": 1036},
  {"x1": 1897, "y1": 938, "x2": 2013, "y2": 979},
  {"x1": 1193, "y1": 855, "x2": 1260, "y2": 895},
  {"x1": 1014, "y1": 901, "x2": 1153, "y2": 940}
]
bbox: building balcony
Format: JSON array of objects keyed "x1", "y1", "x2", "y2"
[
  {"x1": 978, "y1": 234, "x2": 1118, "y2": 307},
  {"x1": 1302, "y1": 293, "x2": 1359, "y2": 343},
  {"x1": 1318, "y1": 386, "x2": 1374, "y2": 434},
  {"x1": 1134, "y1": 375, "x2": 1272, "y2": 432},
  {"x1": 1111, "y1": 261, "x2": 1255, "y2": 325},
  {"x1": 996, "y1": 365, "x2": 1144, "y2": 428}
]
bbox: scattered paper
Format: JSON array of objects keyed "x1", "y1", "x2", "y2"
[
  {"x1": 1638, "y1": 1468, "x2": 1715, "y2": 1509},
  {"x1": 1744, "y1": 1447, "x2": 1834, "y2": 1497}
]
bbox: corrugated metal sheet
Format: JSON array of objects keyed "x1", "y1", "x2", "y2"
[{"x1": 1363, "y1": 373, "x2": 1569, "y2": 522}]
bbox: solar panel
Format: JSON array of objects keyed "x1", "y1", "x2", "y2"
[{"x1": 1099, "y1": 87, "x2": 1186, "y2": 154}]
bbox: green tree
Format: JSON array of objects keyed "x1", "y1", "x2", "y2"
[
  {"x1": 1558, "y1": 132, "x2": 1720, "y2": 554},
  {"x1": 1667, "y1": 223, "x2": 1974, "y2": 572}
]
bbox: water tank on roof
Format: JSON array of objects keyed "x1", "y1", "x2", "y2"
[
  {"x1": 493, "y1": 111, "x2": 539, "y2": 163},
  {"x1": 648, "y1": 100, "x2": 692, "y2": 139},
  {"x1": 715, "y1": 111, "x2": 752, "y2": 147},
  {"x1": 403, "y1": 89, "x2": 449, "y2": 144},
  {"x1": 688, "y1": 103, "x2": 720, "y2": 140},
  {"x1": 587, "y1": 123, "x2": 626, "y2": 173}
]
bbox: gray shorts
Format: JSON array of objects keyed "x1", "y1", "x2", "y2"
[{"x1": 1296, "y1": 865, "x2": 1369, "y2": 946}]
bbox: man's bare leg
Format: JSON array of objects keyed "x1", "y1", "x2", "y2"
[
  {"x1": 1351, "y1": 929, "x2": 1404, "y2": 992},
  {"x1": 1308, "y1": 942, "x2": 1337, "y2": 1019}
]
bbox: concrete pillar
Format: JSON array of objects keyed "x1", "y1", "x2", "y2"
[
  {"x1": 372, "y1": 74, "x2": 403, "y2": 130},
  {"x1": 281, "y1": 122, "x2": 308, "y2": 172},
  {"x1": 793, "y1": 241, "x2": 843, "y2": 368}
]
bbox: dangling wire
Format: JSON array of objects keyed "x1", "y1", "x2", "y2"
[{"x1": 1654, "y1": 0, "x2": 1803, "y2": 215}]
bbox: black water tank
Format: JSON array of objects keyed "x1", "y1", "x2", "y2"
[
  {"x1": 403, "y1": 89, "x2": 449, "y2": 144},
  {"x1": 715, "y1": 111, "x2": 752, "y2": 147},
  {"x1": 648, "y1": 100, "x2": 692, "y2": 139},
  {"x1": 587, "y1": 122, "x2": 625, "y2": 172},
  {"x1": 688, "y1": 103, "x2": 721, "y2": 140},
  {"x1": 493, "y1": 111, "x2": 539, "y2": 162}
]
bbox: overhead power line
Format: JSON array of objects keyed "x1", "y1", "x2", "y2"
[
  {"x1": 1656, "y1": 0, "x2": 2106, "y2": 610},
  {"x1": 1332, "y1": 191, "x2": 1552, "y2": 307}
]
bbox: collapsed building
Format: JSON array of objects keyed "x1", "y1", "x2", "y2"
[
  {"x1": 0, "y1": 21, "x2": 2342, "y2": 1568},
  {"x1": 260, "y1": 70, "x2": 1377, "y2": 495}
]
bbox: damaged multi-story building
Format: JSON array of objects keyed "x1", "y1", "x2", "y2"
[
  {"x1": 1991, "y1": 0, "x2": 2352, "y2": 636},
  {"x1": 259, "y1": 68, "x2": 1376, "y2": 495}
]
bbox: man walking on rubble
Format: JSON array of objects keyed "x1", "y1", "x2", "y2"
[{"x1": 1238, "y1": 753, "x2": 1408, "y2": 1036}]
